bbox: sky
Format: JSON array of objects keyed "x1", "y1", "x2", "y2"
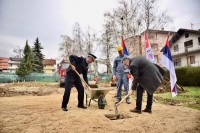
[{"x1": 0, "y1": 0, "x2": 200, "y2": 60}]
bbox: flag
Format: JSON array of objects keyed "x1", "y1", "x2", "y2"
[
  {"x1": 121, "y1": 36, "x2": 129, "y2": 56},
  {"x1": 160, "y1": 33, "x2": 178, "y2": 97},
  {"x1": 145, "y1": 32, "x2": 156, "y2": 63}
]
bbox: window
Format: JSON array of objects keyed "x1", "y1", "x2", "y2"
[
  {"x1": 198, "y1": 37, "x2": 200, "y2": 45},
  {"x1": 151, "y1": 43, "x2": 158, "y2": 50},
  {"x1": 184, "y1": 40, "x2": 193, "y2": 48},
  {"x1": 174, "y1": 58, "x2": 181, "y2": 66},
  {"x1": 185, "y1": 33, "x2": 189, "y2": 38},
  {"x1": 190, "y1": 55, "x2": 195, "y2": 64},
  {"x1": 187, "y1": 55, "x2": 195, "y2": 65},
  {"x1": 174, "y1": 45, "x2": 178, "y2": 52}
]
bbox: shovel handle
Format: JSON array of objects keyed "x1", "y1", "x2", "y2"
[
  {"x1": 70, "y1": 64, "x2": 91, "y2": 90},
  {"x1": 115, "y1": 91, "x2": 132, "y2": 107}
]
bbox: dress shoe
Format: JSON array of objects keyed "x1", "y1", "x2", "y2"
[
  {"x1": 142, "y1": 108, "x2": 152, "y2": 113},
  {"x1": 130, "y1": 108, "x2": 142, "y2": 114},
  {"x1": 77, "y1": 105, "x2": 87, "y2": 109},
  {"x1": 61, "y1": 107, "x2": 68, "y2": 111}
]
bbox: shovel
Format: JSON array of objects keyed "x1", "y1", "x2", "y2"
[
  {"x1": 114, "y1": 90, "x2": 132, "y2": 118},
  {"x1": 70, "y1": 64, "x2": 91, "y2": 91}
]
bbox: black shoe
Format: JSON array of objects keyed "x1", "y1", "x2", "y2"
[
  {"x1": 61, "y1": 107, "x2": 68, "y2": 111},
  {"x1": 77, "y1": 105, "x2": 87, "y2": 109},
  {"x1": 142, "y1": 108, "x2": 152, "y2": 113},
  {"x1": 130, "y1": 108, "x2": 142, "y2": 114}
]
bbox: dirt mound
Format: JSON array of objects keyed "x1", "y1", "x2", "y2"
[{"x1": 0, "y1": 82, "x2": 62, "y2": 97}]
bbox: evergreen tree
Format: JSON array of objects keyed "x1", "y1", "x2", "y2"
[
  {"x1": 16, "y1": 40, "x2": 33, "y2": 75},
  {"x1": 32, "y1": 37, "x2": 44, "y2": 73}
]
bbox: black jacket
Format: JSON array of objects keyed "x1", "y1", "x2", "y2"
[
  {"x1": 66, "y1": 55, "x2": 89, "y2": 84},
  {"x1": 130, "y1": 56, "x2": 165, "y2": 95}
]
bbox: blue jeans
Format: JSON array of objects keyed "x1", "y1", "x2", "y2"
[{"x1": 116, "y1": 73, "x2": 129, "y2": 100}]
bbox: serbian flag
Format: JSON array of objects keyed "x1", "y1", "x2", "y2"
[
  {"x1": 160, "y1": 33, "x2": 178, "y2": 97},
  {"x1": 145, "y1": 32, "x2": 156, "y2": 63},
  {"x1": 121, "y1": 36, "x2": 129, "y2": 56}
]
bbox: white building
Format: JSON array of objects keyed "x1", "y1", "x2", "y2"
[
  {"x1": 170, "y1": 29, "x2": 200, "y2": 67},
  {"x1": 8, "y1": 58, "x2": 21, "y2": 73}
]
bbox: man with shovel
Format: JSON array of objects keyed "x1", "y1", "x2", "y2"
[
  {"x1": 61, "y1": 53, "x2": 97, "y2": 111},
  {"x1": 126, "y1": 56, "x2": 165, "y2": 113}
]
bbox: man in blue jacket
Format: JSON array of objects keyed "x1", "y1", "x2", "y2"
[
  {"x1": 112, "y1": 45, "x2": 130, "y2": 104},
  {"x1": 61, "y1": 53, "x2": 97, "y2": 111}
]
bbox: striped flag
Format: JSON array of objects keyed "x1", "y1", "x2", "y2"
[
  {"x1": 160, "y1": 33, "x2": 178, "y2": 97},
  {"x1": 145, "y1": 32, "x2": 156, "y2": 63},
  {"x1": 121, "y1": 36, "x2": 129, "y2": 56}
]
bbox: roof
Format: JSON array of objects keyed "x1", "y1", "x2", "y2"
[
  {"x1": 0, "y1": 57, "x2": 9, "y2": 62},
  {"x1": 141, "y1": 29, "x2": 176, "y2": 35},
  {"x1": 43, "y1": 59, "x2": 56, "y2": 65},
  {"x1": 170, "y1": 28, "x2": 200, "y2": 44},
  {"x1": 9, "y1": 57, "x2": 22, "y2": 61}
]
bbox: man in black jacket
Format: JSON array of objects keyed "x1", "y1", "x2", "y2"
[
  {"x1": 61, "y1": 53, "x2": 97, "y2": 111},
  {"x1": 128, "y1": 56, "x2": 165, "y2": 113}
]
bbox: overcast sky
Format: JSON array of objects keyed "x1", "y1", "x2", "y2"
[{"x1": 0, "y1": 0, "x2": 200, "y2": 60}]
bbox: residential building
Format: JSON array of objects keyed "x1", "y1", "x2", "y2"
[
  {"x1": 125, "y1": 29, "x2": 176, "y2": 64},
  {"x1": 8, "y1": 57, "x2": 21, "y2": 73},
  {"x1": 170, "y1": 28, "x2": 200, "y2": 67},
  {"x1": 124, "y1": 35, "x2": 142, "y2": 57},
  {"x1": 140, "y1": 29, "x2": 176, "y2": 64},
  {"x1": 43, "y1": 59, "x2": 56, "y2": 73},
  {"x1": 0, "y1": 57, "x2": 9, "y2": 72}
]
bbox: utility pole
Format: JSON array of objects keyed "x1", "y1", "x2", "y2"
[{"x1": 121, "y1": 17, "x2": 124, "y2": 36}]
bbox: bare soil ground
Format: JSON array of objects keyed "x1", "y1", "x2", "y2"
[{"x1": 0, "y1": 82, "x2": 200, "y2": 133}]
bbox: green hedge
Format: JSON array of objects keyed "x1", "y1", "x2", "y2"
[{"x1": 165, "y1": 67, "x2": 200, "y2": 86}]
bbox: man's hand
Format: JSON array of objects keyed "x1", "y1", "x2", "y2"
[
  {"x1": 112, "y1": 75, "x2": 117, "y2": 81},
  {"x1": 128, "y1": 90, "x2": 133, "y2": 95},
  {"x1": 70, "y1": 64, "x2": 76, "y2": 71}
]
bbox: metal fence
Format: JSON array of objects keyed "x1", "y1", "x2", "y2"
[
  {"x1": 0, "y1": 72, "x2": 112, "y2": 83},
  {"x1": 0, "y1": 72, "x2": 58, "y2": 83}
]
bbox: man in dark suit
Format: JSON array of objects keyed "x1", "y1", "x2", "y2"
[
  {"x1": 129, "y1": 56, "x2": 165, "y2": 113},
  {"x1": 61, "y1": 53, "x2": 97, "y2": 111}
]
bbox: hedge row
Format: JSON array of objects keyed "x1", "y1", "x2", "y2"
[{"x1": 165, "y1": 67, "x2": 200, "y2": 86}]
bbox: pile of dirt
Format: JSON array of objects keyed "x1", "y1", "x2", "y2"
[{"x1": 0, "y1": 82, "x2": 62, "y2": 97}]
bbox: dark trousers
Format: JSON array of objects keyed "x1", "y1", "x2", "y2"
[
  {"x1": 61, "y1": 75, "x2": 84, "y2": 108},
  {"x1": 136, "y1": 85, "x2": 153, "y2": 110}
]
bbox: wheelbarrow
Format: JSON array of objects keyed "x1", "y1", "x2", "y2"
[
  {"x1": 85, "y1": 87, "x2": 113, "y2": 109},
  {"x1": 72, "y1": 67, "x2": 113, "y2": 109}
]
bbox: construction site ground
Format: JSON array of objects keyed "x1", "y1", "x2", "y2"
[{"x1": 0, "y1": 82, "x2": 200, "y2": 133}]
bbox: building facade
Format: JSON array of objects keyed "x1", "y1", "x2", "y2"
[
  {"x1": 43, "y1": 59, "x2": 56, "y2": 73},
  {"x1": 170, "y1": 29, "x2": 200, "y2": 67},
  {"x1": 0, "y1": 57, "x2": 9, "y2": 72},
  {"x1": 125, "y1": 29, "x2": 176, "y2": 65},
  {"x1": 8, "y1": 57, "x2": 21, "y2": 73}
]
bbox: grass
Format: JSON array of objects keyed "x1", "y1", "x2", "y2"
[{"x1": 154, "y1": 86, "x2": 200, "y2": 110}]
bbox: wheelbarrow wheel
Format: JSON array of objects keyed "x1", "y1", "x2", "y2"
[{"x1": 98, "y1": 93, "x2": 107, "y2": 109}]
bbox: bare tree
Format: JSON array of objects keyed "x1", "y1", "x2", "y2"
[
  {"x1": 139, "y1": 0, "x2": 173, "y2": 31},
  {"x1": 73, "y1": 22, "x2": 85, "y2": 56},
  {"x1": 59, "y1": 35, "x2": 74, "y2": 59},
  {"x1": 82, "y1": 26, "x2": 97, "y2": 55},
  {"x1": 13, "y1": 46, "x2": 23, "y2": 58}
]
